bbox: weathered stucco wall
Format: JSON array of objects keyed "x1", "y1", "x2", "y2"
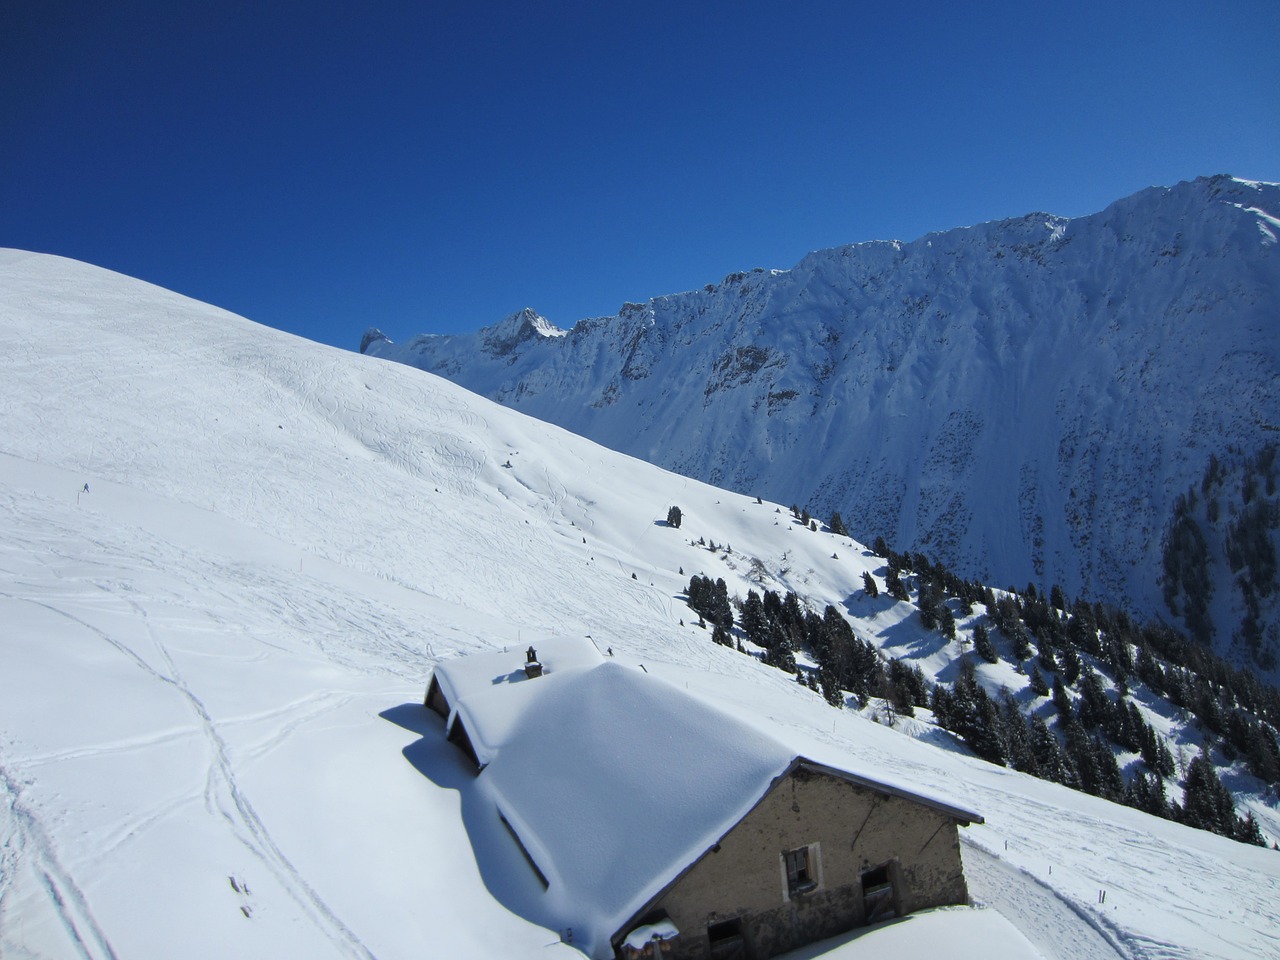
[{"x1": 623, "y1": 765, "x2": 969, "y2": 960}]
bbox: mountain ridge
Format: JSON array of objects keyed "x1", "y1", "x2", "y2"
[
  {"x1": 3, "y1": 247, "x2": 1279, "y2": 958},
  {"x1": 365, "y1": 175, "x2": 1280, "y2": 677}
]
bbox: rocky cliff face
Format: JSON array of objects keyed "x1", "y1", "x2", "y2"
[{"x1": 365, "y1": 176, "x2": 1280, "y2": 670}]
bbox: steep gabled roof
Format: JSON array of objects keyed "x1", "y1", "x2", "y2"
[
  {"x1": 426, "y1": 651, "x2": 982, "y2": 959},
  {"x1": 477, "y1": 661, "x2": 796, "y2": 958}
]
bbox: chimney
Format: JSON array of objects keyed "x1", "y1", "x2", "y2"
[{"x1": 524, "y1": 646, "x2": 543, "y2": 679}]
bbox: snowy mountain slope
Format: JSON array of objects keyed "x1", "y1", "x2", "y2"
[
  {"x1": 364, "y1": 176, "x2": 1280, "y2": 675},
  {"x1": 2, "y1": 250, "x2": 1279, "y2": 959}
]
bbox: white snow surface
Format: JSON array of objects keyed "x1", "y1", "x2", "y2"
[
  {"x1": 476, "y1": 661, "x2": 797, "y2": 959},
  {"x1": 1, "y1": 248, "x2": 1279, "y2": 959},
  {"x1": 433, "y1": 636, "x2": 603, "y2": 766},
  {"x1": 367, "y1": 175, "x2": 1280, "y2": 677}
]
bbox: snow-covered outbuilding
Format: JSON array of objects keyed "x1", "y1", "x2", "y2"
[{"x1": 424, "y1": 642, "x2": 983, "y2": 960}]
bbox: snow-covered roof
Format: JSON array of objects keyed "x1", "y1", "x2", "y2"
[
  {"x1": 432, "y1": 636, "x2": 603, "y2": 766},
  {"x1": 479, "y1": 660, "x2": 795, "y2": 958},
  {"x1": 427, "y1": 651, "x2": 981, "y2": 959}
]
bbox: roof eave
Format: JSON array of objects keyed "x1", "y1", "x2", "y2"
[{"x1": 794, "y1": 757, "x2": 985, "y2": 825}]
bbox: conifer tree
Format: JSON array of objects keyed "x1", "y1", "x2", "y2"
[
  {"x1": 1127, "y1": 770, "x2": 1170, "y2": 817},
  {"x1": 885, "y1": 567, "x2": 910, "y2": 602},
  {"x1": 862, "y1": 571, "x2": 879, "y2": 598},
  {"x1": 1064, "y1": 717, "x2": 1103, "y2": 796},
  {"x1": 1029, "y1": 715, "x2": 1076, "y2": 787},
  {"x1": 938, "y1": 603, "x2": 957, "y2": 640},
  {"x1": 1246, "y1": 723, "x2": 1280, "y2": 784},
  {"x1": 973, "y1": 622, "x2": 998, "y2": 663},
  {"x1": 886, "y1": 660, "x2": 918, "y2": 717},
  {"x1": 819, "y1": 660, "x2": 844, "y2": 708},
  {"x1": 741, "y1": 590, "x2": 768, "y2": 647},
  {"x1": 1000, "y1": 691, "x2": 1036, "y2": 774},
  {"x1": 1036, "y1": 633, "x2": 1060, "y2": 674},
  {"x1": 1236, "y1": 811, "x2": 1266, "y2": 847},
  {"x1": 918, "y1": 583, "x2": 938, "y2": 631},
  {"x1": 1076, "y1": 669, "x2": 1110, "y2": 731},
  {"x1": 1092, "y1": 737, "x2": 1125, "y2": 801},
  {"x1": 1060, "y1": 643, "x2": 1083, "y2": 686},
  {"x1": 1028, "y1": 664, "x2": 1050, "y2": 697},
  {"x1": 948, "y1": 662, "x2": 1007, "y2": 766},
  {"x1": 1052, "y1": 675, "x2": 1072, "y2": 717},
  {"x1": 1182, "y1": 753, "x2": 1238, "y2": 837}
]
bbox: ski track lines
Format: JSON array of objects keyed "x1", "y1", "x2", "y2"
[
  {"x1": 7, "y1": 595, "x2": 377, "y2": 960},
  {"x1": 964, "y1": 844, "x2": 1129, "y2": 960},
  {"x1": 0, "y1": 765, "x2": 120, "y2": 960},
  {"x1": 968, "y1": 793, "x2": 1279, "y2": 960},
  {"x1": 0, "y1": 555, "x2": 379, "y2": 959}
]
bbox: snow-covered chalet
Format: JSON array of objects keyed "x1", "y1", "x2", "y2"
[{"x1": 424, "y1": 637, "x2": 983, "y2": 960}]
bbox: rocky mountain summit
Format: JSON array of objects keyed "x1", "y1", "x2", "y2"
[{"x1": 365, "y1": 176, "x2": 1280, "y2": 675}]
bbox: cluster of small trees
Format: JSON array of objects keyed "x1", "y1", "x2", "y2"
[
  {"x1": 1162, "y1": 445, "x2": 1279, "y2": 666},
  {"x1": 1163, "y1": 494, "x2": 1213, "y2": 644},
  {"x1": 892, "y1": 550, "x2": 1276, "y2": 846},
  {"x1": 787, "y1": 505, "x2": 818, "y2": 532},
  {"x1": 1183, "y1": 755, "x2": 1265, "y2": 843},
  {"x1": 685, "y1": 574, "x2": 731, "y2": 632},
  {"x1": 680, "y1": 531, "x2": 1279, "y2": 848},
  {"x1": 685, "y1": 576, "x2": 928, "y2": 713}
]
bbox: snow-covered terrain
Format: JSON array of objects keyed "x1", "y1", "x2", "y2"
[
  {"x1": 364, "y1": 175, "x2": 1280, "y2": 677},
  {"x1": 3, "y1": 249, "x2": 1279, "y2": 959}
]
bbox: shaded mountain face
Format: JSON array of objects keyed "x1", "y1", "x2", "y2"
[{"x1": 366, "y1": 176, "x2": 1280, "y2": 670}]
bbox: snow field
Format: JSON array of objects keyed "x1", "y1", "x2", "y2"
[{"x1": 0, "y1": 249, "x2": 1277, "y2": 959}]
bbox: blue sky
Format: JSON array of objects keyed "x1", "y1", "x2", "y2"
[{"x1": 2, "y1": 1, "x2": 1277, "y2": 349}]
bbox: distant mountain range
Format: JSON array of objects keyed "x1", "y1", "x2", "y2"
[
  {"x1": 364, "y1": 175, "x2": 1280, "y2": 677},
  {"x1": 4, "y1": 246, "x2": 1278, "y2": 957}
]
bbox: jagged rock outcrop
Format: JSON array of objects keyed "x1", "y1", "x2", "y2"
[{"x1": 365, "y1": 176, "x2": 1280, "y2": 669}]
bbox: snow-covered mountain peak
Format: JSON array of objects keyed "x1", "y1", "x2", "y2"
[
  {"x1": 475, "y1": 306, "x2": 565, "y2": 357},
  {"x1": 366, "y1": 177, "x2": 1280, "y2": 676}
]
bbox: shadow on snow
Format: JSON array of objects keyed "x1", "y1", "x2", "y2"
[{"x1": 379, "y1": 703, "x2": 570, "y2": 948}]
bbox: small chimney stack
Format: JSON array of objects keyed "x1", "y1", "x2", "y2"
[{"x1": 523, "y1": 646, "x2": 543, "y2": 679}]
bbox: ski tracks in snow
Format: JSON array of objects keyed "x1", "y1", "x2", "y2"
[
  {"x1": 119, "y1": 593, "x2": 380, "y2": 960},
  {"x1": 0, "y1": 532, "x2": 380, "y2": 960},
  {"x1": 964, "y1": 842, "x2": 1131, "y2": 960},
  {"x1": 0, "y1": 763, "x2": 120, "y2": 960}
]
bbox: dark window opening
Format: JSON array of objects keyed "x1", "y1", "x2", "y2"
[
  {"x1": 707, "y1": 917, "x2": 747, "y2": 960},
  {"x1": 446, "y1": 717, "x2": 481, "y2": 771},
  {"x1": 425, "y1": 675, "x2": 451, "y2": 719},
  {"x1": 861, "y1": 861, "x2": 897, "y2": 924},
  {"x1": 784, "y1": 845, "x2": 816, "y2": 896},
  {"x1": 861, "y1": 864, "x2": 889, "y2": 889}
]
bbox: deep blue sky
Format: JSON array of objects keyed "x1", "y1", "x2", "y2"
[{"x1": 2, "y1": 1, "x2": 1277, "y2": 349}]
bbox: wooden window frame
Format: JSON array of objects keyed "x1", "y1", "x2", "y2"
[{"x1": 782, "y1": 843, "x2": 819, "y2": 898}]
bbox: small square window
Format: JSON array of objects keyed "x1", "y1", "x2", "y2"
[{"x1": 784, "y1": 846, "x2": 815, "y2": 895}]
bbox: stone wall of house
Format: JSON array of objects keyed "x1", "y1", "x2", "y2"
[{"x1": 623, "y1": 765, "x2": 969, "y2": 960}]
